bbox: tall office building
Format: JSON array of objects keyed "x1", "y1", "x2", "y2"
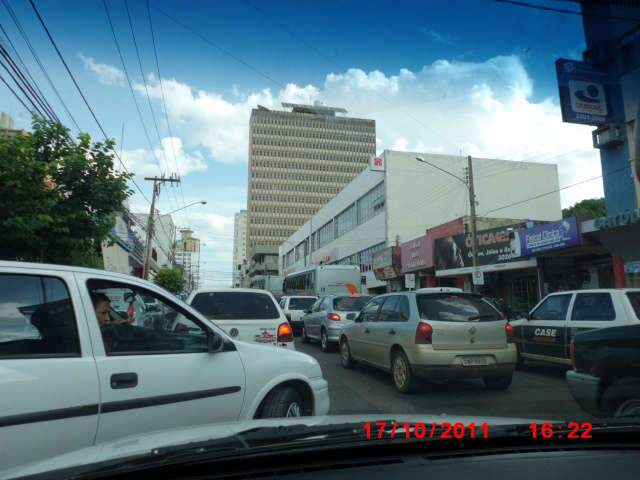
[
  {"x1": 246, "y1": 102, "x2": 375, "y2": 258},
  {"x1": 175, "y1": 228, "x2": 201, "y2": 293},
  {"x1": 232, "y1": 210, "x2": 247, "y2": 287}
]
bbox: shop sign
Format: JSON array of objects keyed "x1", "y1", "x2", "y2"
[
  {"x1": 594, "y1": 208, "x2": 640, "y2": 231},
  {"x1": 373, "y1": 246, "x2": 401, "y2": 280},
  {"x1": 625, "y1": 262, "x2": 640, "y2": 274},
  {"x1": 434, "y1": 223, "x2": 524, "y2": 272},
  {"x1": 555, "y1": 58, "x2": 623, "y2": 126},
  {"x1": 400, "y1": 234, "x2": 430, "y2": 273},
  {"x1": 512, "y1": 218, "x2": 580, "y2": 257},
  {"x1": 369, "y1": 155, "x2": 385, "y2": 172}
]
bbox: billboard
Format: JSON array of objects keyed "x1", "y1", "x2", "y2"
[
  {"x1": 373, "y1": 246, "x2": 401, "y2": 280},
  {"x1": 555, "y1": 58, "x2": 623, "y2": 126},
  {"x1": 434, "y1": 224, "x2": 525, "y2": 272},
  {"x1": 511, "y1": 218, "x2": 580, "y2": 257},
  {"x1": 400, "y1": 234, "x2": 430, "y2": 273}
]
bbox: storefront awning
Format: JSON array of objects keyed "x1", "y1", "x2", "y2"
[{"x1": 581, "y1": 210, "x2": 640, "y2": 262}]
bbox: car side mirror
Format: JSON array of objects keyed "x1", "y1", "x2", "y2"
[
  {"x1": 304, "y1": 309, "x2": 312, "y2": 314},
  {"x1": 354, "y1": 314, "x2": 363, "y2": 323},
  {"x1": 207, "y1": 331, "x2": 225, "y2": 353}
]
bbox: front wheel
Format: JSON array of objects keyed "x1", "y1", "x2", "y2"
[
  {"x1": 483, "y1": 374, "x2": 513, "y2": 391},
  {"x1": 340, "y1": 338, "x2": 355, "y2": 369},
  {"x1": 259, "y1": 386, "x2": 305, "y2": 418},
  {"x1": 392, "y1": 350, "x2": 417, "y2": 394}
]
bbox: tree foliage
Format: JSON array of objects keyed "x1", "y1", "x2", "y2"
[
  {"x1": 562, "y1": 197, "x2": 606, "y2": 219},
  {"x1": 0, "y1": 117, "x2": 132, "y2": 267},
  {"x1": 154, "y1": 267, "x2": 186, "y2": 294}
]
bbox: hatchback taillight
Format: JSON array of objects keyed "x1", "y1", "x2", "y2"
[
  {"x1": 505, "y1": 323, "x2": 514, "y2": 343},
  {"x1": 415, "y1": 322, "x2": 433, "y2": 344},
  {"x1": 327, "y1": 313, "x2": 341, "y2": 321},
  {"x1": 278, "y1": 322, "x2": 293, "y2": 342},
  {"x1": 570, "y1": 339, "x2": 576, "y2": 369}
]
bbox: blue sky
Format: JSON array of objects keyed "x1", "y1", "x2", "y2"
[{"x1": 2, "y1": 0, "x2": 600, "y2": 286}]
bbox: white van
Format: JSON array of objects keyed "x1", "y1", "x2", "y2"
[{"x1": 187, "y1": 288, "x2": 295, "y2": 349}]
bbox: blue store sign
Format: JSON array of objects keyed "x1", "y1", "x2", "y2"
[
  {"x1": 512, "y1": 218, "x2": 580, "y2": 257},
  {"x1": 555, "y1": 58, "x2": 623, "y2": 126}
]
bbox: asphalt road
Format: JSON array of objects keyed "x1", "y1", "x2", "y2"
[{"x1": 295, "y1": 339, "x2": 592, "y2": 421}]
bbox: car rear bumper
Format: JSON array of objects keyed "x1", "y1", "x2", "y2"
[
  {"x1": 310, "y1": 377, "x2": 330, "y2": 416},
  {"x1": 566, "y1": 370, "x2": 601, "y2": 416}
]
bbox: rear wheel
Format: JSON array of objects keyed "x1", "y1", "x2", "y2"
[
  {"x1": 259, "y1": 386, "x2": 305, "y2": 418},
  {"x1": 483, "y1": 374, "x2": 513, "y2": 390},
  {"x1": 601, "y1": 380, "x2": 640, "y2": 417},
  {"x1": 320, "y1": 328, "x2": 333, "y2": 352},
  {"x1": 301, "y1": 325, "x2": 310, "y2": 344},
  {"x1": 340, "y1": 337, "x2": 355, "y2": 369},
  {"x1": 392, "y1": 350, "x2": 417, "y2": 394}
]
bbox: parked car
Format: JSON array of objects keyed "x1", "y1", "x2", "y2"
[
  {"x1": 0, "y1": 261, "x2": 329, "y2": 474},
  {"x1": 339, "y1": 288, "x2": 516, "y2": 393},
  {"x1": 511, "y1": 289, "x2": 640, "y2": 367},
  {"x1": 302, "y1": 294, "x2": 372, "y2": 352},
  {"x1": 187, "y1": 288, "x2": 295, "y2": 349},
  {"x1": 280, "y1": 295, "x2": 318, "y2": 335},
  {"x1": 567, "y1": 322, "x2": 640, "y2": 418}
]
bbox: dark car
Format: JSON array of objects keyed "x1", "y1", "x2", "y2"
[{"x1": 567, "y1": 324, "x2": 640, "y2": 417}]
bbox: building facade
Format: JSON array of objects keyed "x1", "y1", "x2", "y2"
[
  {"x1": 233, "y1": 210, "x2": 247, "y2": 287},
  {"x1": 246, "y1": 102, "x2": 375, "y2": 258},
  {"x1": 133, "y1": 213, "x2": 177, "y2": 274},
  {"x1": 280, "y1": 150, "x2": 562, "y2": 293},
  {"x1": 174, "y1": 228, "x2": 201, "y2": 293}
]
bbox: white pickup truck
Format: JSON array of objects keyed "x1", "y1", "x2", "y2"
[{"x1": 0, "y1": 261, "x2": 329, "y2": 475}]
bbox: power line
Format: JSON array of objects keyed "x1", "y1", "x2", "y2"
[
  {"x1": 2, "y1": 0, "x2": 80, "y2": 132},
  {"x1": 0, "y1": 71, "x2": 31, "y2": 113},
  {"x1": 0, "y1": 49, "x2": 46, "y2": 118},
  {"x1": 492, "y1": 0, "x2": 640, "y2": 22},
  {"x1": 146, "y1": 0, "x2": 191, "y2": 230},
  {"x1": 27, "y1": 0, "x2": 151, "y2": 205}
]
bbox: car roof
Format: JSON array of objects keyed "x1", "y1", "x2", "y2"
[
  {"x1": 545, "y1": 289, "x2": 640, "y2": 295},
  {"x1": 0, "y1": 260, "x2": 146, "y2": 283},
  {"x1": 191, "y1": 287, "x2": 273, "y2": 295}
]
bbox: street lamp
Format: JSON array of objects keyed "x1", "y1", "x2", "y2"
[
  {"x1": 416, "y1": 156, "x2": 479, "y2": 291},
  {"x1": 165, "y1": 201, "x2": 207, "y2": 216}
]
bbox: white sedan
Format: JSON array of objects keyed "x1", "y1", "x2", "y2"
[{"x1": 0, "y1": 261, "x2": 329, "y2": 474}]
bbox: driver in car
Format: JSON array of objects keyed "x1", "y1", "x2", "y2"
[{"x1": 91, "y1": 292, "x2": 130, "y2": 353}]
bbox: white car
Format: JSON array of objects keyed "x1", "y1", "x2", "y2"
[
  {"x1": 0, "y1": 261, "x2": 329, "y2": 474},
  {"x1": 186, "y1": 288, "x2": 295, "y2": 349},
  {"x1": 279, "y1": 295, "x2": 317, "y2": 335}
]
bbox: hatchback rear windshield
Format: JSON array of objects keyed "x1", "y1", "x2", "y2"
[
  {"x1": 627, "y1": 292, "x2": 640, "y2": 320},
  {"x1": 334, "y1": 296, "x2": 372, "y2": 311},
  {"x1": 417, "y1": 294, "x2": 502, "y2": 322},
  {"x1": 289, "y1": 298, "x2": 316, "y2": 310},
  {"x1": 190, "y1": 292, "x2": 279, "y2": 320}
]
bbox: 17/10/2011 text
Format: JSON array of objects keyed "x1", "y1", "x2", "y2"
[{"x1": 363, "y1": 422, "x2": 489, "y2": 440}]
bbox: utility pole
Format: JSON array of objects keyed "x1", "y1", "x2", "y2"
[
  {"x1": 142, "y1": 174, "x2": 180, "y2": 280},
  {"x1": 465, "y1": 155, "x2": 479, "y2": 292}
]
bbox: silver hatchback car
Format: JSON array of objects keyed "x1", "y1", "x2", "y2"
[
  {"x1": 339, "y1": 288, "x2": 517, "y2": 393},
  {"x1": 301, "y1": 295, "x2": 372, "y2": 352}
]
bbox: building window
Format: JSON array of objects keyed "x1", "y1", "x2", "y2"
[{"x1": 357, "y1": 181, "x2": 385, "y2": 225}]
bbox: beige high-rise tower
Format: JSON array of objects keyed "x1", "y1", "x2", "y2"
[{"x1": 246, "y1": 102, "x2": 375, "y2": 258}]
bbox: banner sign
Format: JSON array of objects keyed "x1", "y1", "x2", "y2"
[
  {"x1": 373, "y1": 246, "x2": 401, "y2": 280},
  {"x1": 434, "y1": 224, "x2": 525, "y2": 273},
  {"x1": 511, "y1": 218, "x2": 580, "y2": 257},
  {"x1": 555, "y1": 58, "x2": 623, "y2": 126},
  {"x1": 400, "y1": 234, "x2": 430, "y2": 273}
]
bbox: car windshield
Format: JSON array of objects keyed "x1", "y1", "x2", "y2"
[
  {"x1": 333, "y1": 296, "x2": 372, "y2": 311},
  {"x1": 190, "y1": 292, "x2": 279, "y2": 320},
  {"x1": 417, "y1": 294, "x2": 503, "y2": 322},
  {"x1": 3, "y1": 0, "x2": 640, "y2": 476},
  {"x1": 288, "y1": 298, "x2": 316, "y2": 310}
]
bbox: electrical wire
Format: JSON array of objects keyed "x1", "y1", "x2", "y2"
[
  {"x1": 0, "y1": 71, "x2": 32, "y2": 113},
  {"x1": 3, "y1": 0, "x2": 81, "y2": 132}
]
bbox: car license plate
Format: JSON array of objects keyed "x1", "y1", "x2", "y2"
[{"x1": 462, "y1": 356, "x2": 490, "y2": 366}]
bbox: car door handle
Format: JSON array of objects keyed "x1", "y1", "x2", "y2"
[
  {"x1": 364, "y1": 329, "x2": 370, "y2": 334},
  {"x1": 111, "y1": 372, "x2": 138, "y2": 389},
  {"x1": 389, "y1": 329, "x2": 396, "y2": 335}
]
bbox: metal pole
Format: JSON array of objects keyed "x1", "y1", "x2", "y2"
[
  {"x1": 467, "y1": 155, "x2": 479, "y2": 292},
  {"x1": 142, "y1": 180, "x2": 159, "y2": 280}
]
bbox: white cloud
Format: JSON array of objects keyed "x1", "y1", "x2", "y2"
[
  {"x1": 121, "y1": 137, "x2": 207, "y2": 177},
  {"x1": 100, "y1": 53, "x2": 600, "y2": 208},
  {"x1": 78, "y1": 53, "x2": 124, "y2": 86}
]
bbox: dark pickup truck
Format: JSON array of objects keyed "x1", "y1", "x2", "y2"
[{"x1": 567, "y1": 324, "x2": 640, "y2": 417}]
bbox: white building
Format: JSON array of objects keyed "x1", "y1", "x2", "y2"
[
  {"x1": 233, "y1": 210, "x2": 247, "y2": 287},
  {"x1": 279, "y1": 150, "x2": 562, "y2": 292},
  {"x1": 132, "y1": 213, "x2": 177, "y2": 275}
]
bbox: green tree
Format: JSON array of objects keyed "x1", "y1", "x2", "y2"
[
  {"x1": 154, "y1": 267, "x2": 186, "y2": 294},
  {"x1": 0, "y1": 117, "x2": 132, "y2": 267},
  {"x1": 562, "y1": 197, "x2": 606, "y2": 219}
]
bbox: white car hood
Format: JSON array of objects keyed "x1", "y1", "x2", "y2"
[
  {"x1": 233, "y1": 337, "x2": 322, "y2": 378},
  {"x1": 4, "y1": 413, "x2": 545, "y2": 479}
]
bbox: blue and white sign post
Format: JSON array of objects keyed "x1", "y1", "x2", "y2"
[{"x1": 555, "y1": 59, "x2": 623, "y2": 127}]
